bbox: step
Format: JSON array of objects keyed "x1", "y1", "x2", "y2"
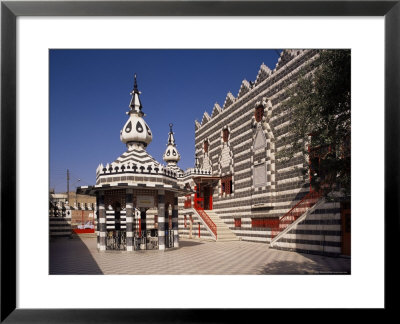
[
  {"x1": 195, "y1": 209, "x2": 238, "y2": 241},
  {"x1": 217, "y1": 237, "x2": 238, "y2": 239}
]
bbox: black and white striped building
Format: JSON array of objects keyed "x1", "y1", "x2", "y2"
[
  {"x1": 77, "y1": 75, "x2": 191, "y2": 252},
  {"x1": 179, "y1": 49, "x2": 351, "y2": 257},
  {"x1": 76, "y1": 50, "x2": 350, "y2": 257}
]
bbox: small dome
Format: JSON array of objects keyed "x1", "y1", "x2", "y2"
[
  {"x1": 163, "y1": 143, "x2": 180, "y2": 163},
  {"x1": 163, "y1": 123, "x2": 180, "y2": 164},
  {"x1": 120, "y1": 114, "x2": 152, "y2": 147}
]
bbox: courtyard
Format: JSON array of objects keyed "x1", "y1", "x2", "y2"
[{"x1": 49, "y1": 235, "x2": 350, "y2": 275}]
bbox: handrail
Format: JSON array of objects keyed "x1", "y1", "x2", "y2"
[
  {"x1": 194, "y1": 205, "x2": 217, "y2": 240},
  {"x1": 271, "y1": 190, "x2": 321, "y2": 238}
]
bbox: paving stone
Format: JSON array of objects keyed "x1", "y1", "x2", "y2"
[{"x1": 50, "y1": 235, "x2": 350, "y2": 275}]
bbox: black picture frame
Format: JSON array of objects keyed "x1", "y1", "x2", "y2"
[{"x1": 1, "y1": 0, "x2": 398, "y2": 322}]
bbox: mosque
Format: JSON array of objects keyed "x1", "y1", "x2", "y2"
[{"x1": 75, "y1": 49, "x2": 350, "y2": 257}]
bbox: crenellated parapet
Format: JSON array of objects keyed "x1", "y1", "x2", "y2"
[
  {"x1": 255, "y1": 63, "x2": 272, "y2": 85},
  {"x1": 201, "y1": 111, "x2": 211, "y2": 126},
  {"x1": 194, "y1": 49, "x2": 315, "y2": 132},
  {"x1": 210, "y1": 103, "x2": 222, "y2": 118},
  {"x1": 222, "y1": 92, "x2": 236, "y2": 109},
  {"x1": 237, "y1": 79, "x2": 252, "y2": 98},
  {"x1": 96, "y1": 160, "x2": 181, "y2": 182}
]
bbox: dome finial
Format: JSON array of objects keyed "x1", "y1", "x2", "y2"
[
  {"x1": 168, "y1": 123, "x2": 175, "y2": 145},
  {"x1": 134, "y1": 73, "x2": 138, "y2": 90},
  {"x1": 129, "y1": 73, "x2": 143, "y2": 115}
]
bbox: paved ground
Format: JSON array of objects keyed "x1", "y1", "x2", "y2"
[{"x1": 49, "y1": 235, "x2": 350, "y2": 275}]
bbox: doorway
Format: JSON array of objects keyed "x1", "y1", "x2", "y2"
[{"x1": 202, "y1": 185, "x2": 213, "y2": 210}]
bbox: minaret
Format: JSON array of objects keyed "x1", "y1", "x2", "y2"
[
  {"x1": 120, "y1": 74, "x2": 153, "y2": 150},
  {"x1": 163, "y1": 123, "x2": 181, "y2": 167}
]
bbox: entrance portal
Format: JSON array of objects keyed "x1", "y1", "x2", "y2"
[
  {"x1": 193, "y1": 176, "x2": 219, "y2": 211},
  {"x1": 202, "y1": 185, "x2": 212, "y2": 210}
]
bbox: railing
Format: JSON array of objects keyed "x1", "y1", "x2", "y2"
[
  {"x1": 178, "y1": 168, "x2": 212, "y2": 179},
  {"x1": 193, "y1": 203, "x2": 217, "y2": 240},
  {"x1": 271, "y1": 190, "x2": 321, "y2": 238},
  {"x1": 194, "y1": 197, "x2": 204, "y2": 210}
]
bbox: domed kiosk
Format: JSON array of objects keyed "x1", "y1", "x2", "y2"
[{"x1": 77, "y1": 75, "x2": 191, "y2": 252}]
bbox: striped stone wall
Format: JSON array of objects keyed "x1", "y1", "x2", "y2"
[
  {"x1": 270, "y1": 200, "x2": 342, "y2": 256},
  {"x1": 178, "y1": 211, "x2": 214, "y2": 240},
  {"x1": 192, "y1": 49, "x2": 322, "y2": 245},
  {"x1": 49, "y1": 216, "x2": 72, "y2": 237}
]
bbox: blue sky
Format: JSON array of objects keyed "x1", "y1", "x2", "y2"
[{"x1": 50, "y1": 49, "x2": 282, "y2": 192}]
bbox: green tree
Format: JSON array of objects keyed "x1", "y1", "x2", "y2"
[{"x1": 278, "y1": 50, "x2": 351, "y2": 197}]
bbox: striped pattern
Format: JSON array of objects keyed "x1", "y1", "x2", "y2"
[
  {"x1": 178, "y1": 212, "x2": 214, "y2": 241},
  {"x1": 166, "y1": 163, "x2": 183, "y2": 175},
  {"x1": 96, "y1": 195, "x2": 100, "y2": 249},
  {"x1": 172, "y1": 196, "x2": 179, "y2": 247},
  {"x1": 105, "y1": 210, "x2": 126, "y2": 230},
  {"x1": 157, "y1": 192, "x2": 165, "y2": 250},
  {"x1": 49, "y1": 217, "x2": 72, "y2": 237},
  {"x1": 185, "y1": 49, "x2": 346, "y2": 256},
  {"x1": 114, "y1": 148, "x2": 159, "y2": 165},
  {"x1": 125, "y1": 190, "x2": 134, "y2": 251},
  {"x1": 98, "y1": 193, "x2": 106, "y2": 251},
  {"x1": 270, "y1": 201, "x2": 342, "y2": 256}
]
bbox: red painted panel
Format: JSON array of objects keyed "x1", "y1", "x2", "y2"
[{"x1": 73, "y1": 229, "x2": 95, "y2": 234}]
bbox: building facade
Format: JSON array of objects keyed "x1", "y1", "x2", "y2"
[
  {"x1": 55, "y1": 49, "x2": 351, "y2": 257},
  {"x1": 179, "y1": 49, "x2": 351, "y2": 257}
]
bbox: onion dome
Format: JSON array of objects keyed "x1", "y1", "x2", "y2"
[
  {"x1": 120, "y1": 74, "x2": 153, "y2": 149},
  {"x1": 163, "y1": 123, "x2": 181, "y2": 165}
]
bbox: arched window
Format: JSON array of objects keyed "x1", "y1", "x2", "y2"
[
  {"x1": 221, "y1": 175, "x2": 233, "y2": 194},
  {"x1": 222, "y1": 129, "x2": 229, "y2": 142},
  {"x1": 204, "y1": 140, "x2": 209, "y2": 153},
  {"x1": 255, "y1": 105, "x2": 264, "y2": 122}
]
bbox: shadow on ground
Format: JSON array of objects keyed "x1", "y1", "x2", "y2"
[
  {"x1": 257, "y1": 257, "x2": 350, "y2": 275},
  {"x1": 49, "y1": 236, "x2": 103, "y2": 275},
  {"x1": 179, "y1": 240, "x2": 206, "y2": 248}
]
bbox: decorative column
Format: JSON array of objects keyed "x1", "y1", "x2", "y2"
[
  {"x1": 157, "y1": 190, "x2": 165, "y2": 250},
  {"x1": 172, "y1": 194, "x2": 179, "y2": 247},
  {"x1": 125, "y1": 189, "x2": 134, "y2": 251},
  {"x1": 96, "y1": 195, "x2": 100, "y2": 250},
  {"x1": 189, "y1": 215, "x2": 193, "y2": 239},
  {"x1": 98, "y1": 191, "x2": 106, "y2": 252}
]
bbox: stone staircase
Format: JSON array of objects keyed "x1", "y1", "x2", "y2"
[{"x1": 204, "y1": 210, "x2": 239, "y2": 242}]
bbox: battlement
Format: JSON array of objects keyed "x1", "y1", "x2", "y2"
[{"x1": 194, "y1": 49, "x2": 309, "y2": 132}]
